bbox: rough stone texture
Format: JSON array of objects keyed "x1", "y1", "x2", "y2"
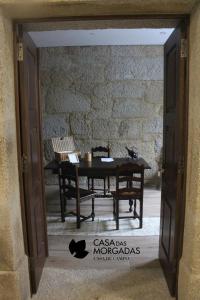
[
  {"x1": 70, "y1": 113, "x2": 92, "y2": 138},
  {"x1": 43, "y1": 114, "x2": 70, "y2": 140},
  {"x1": 143, "y1": 117, "x2": 163, "y2": 134},
  {"x1": 178, "y1": 3, "x2": 200, "y2": 299},
  {"x1": 0, "y1": 0, "x2": 198, "y2": 19},
  {"x1": 0, "y1": 9, "x2": 30, "y2": 300},
  {"x1": 40, "y1": 45, "x2": 164, "y2": 185}
]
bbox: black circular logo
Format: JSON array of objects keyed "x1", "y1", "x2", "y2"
[{"x1": 69, "y1": 239, "x2": 89, "y2": 259}]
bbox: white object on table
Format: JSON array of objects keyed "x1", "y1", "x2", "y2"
[
  {"x1": 68, "y1": 153, "x2": 79, "y2": 164},
  {"x1": 101, "y1": 158, "x2": 114, "y2": 162}
]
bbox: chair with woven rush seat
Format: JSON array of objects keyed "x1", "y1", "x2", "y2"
[
  {"x1": 59, "y1": 161, "x2": 96, "y2": 228},
  {"x1": 112, "y1": 163, "x2": 144, "y2": 230},
  {"x1": 88, "y1": 146, "x2": 110, "y2": 196}
]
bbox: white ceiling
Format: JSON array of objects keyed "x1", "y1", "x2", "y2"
[{"x1": 29, "y1": 28, "x2": 174, "y2": 48}]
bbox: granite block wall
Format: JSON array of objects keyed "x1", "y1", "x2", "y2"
[{"x1": 40, "y1": 45, "x2": 164, "y2": 185}]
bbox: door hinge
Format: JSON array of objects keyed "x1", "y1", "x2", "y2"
[
  {"x1": 180, "y1": 39, "x2": 187, "y2": 58},
  {"x1": 17, "y1": 42, "x2": 23, "y2": 61}
]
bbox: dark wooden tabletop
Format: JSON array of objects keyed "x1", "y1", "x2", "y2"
[{"x1": 45, "y1": 157, "x2": 151, "y2": 177}]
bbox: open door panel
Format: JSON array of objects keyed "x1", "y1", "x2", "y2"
[
  {"x1": 159, "y1": 20, "x2": 188, "y2": 297},
  {"x1": 18, "y1": 30, "x2": 48, "y2": 294}
]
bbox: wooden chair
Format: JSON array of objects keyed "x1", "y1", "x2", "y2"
[
  {"x1": 111, "y1": 163, "x2": 144, "y2": 230},
  {"x1": 59, "y1": 161, "x2": 96, "y2": 228},
  {"x1": 88, "y1": 146, "x2": 110, "y2": 196}
]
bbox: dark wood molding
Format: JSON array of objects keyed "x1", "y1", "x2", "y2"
[
  {"x1": 13, "y1": 23, "x2": 29, "y2": 256},
  {"x1": 37, "y1": 47, "x2": 49, "y2": 257},
  {"x1": 15, "y1": 28, "x2": 48, "y2": 294},
  {"x1": 159, "y1": 17, "x2": 189, "y2": 297}
]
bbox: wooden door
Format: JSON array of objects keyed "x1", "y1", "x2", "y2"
[
  {"x1": 18, "y1": 31, "x2": 48, "y2": 294},
  {"x1": 159, "y1": 21, "x2": 188, "y2": 297}
]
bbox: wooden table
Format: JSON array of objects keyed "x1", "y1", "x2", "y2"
[
  {"x1": 45, "y1": 157, "x2": 151, "y2": 200},
  {"x1": 45, "y1": 157, "x2": 151, "y2": 176}
]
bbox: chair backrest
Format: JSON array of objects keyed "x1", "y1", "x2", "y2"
[
  {"x1": 91, "y1": 146, "x2": 110, "y2": 158},
  {"x1": 115, "y1": 163, "x2": 144, "y2": 199},
  {"x1": 59, "y1": 161, "x2": 80, "y2": 198}
]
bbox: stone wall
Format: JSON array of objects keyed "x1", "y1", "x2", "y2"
[
  {"x1": 178, "y1": 2, "x2": 200, "y2": 299},
  {"x1": 40, "y1": 45, "x2": 163, "y2": 185},
  {"x1": 0, "y1": 9, "x2": 30, "y2": 300}
]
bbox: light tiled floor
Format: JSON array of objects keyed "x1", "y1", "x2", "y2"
[
  {"x1": 46, "y1": 185, "x2": 161, "y2": 218},
  {"x1": 46, "y1": 186, "x2": 161, "y2": 267},
  {"x1": 47, "y1": 216, "x2": 160, "y2": 236}
]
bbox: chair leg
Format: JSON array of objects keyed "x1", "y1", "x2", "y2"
[
  {"x1": 107, "y1": 176, "x2": 110, "y2": 193},
  {"x1": 76, "y1": 198, "x2": 81, "y2": 229},
  {"x1": 60, "y1": 195, "x2": 65, "y2": 222},
  {"x1": 116, "y1": 199, "x2": 119, "y2": 230},
  {"x1": 113, "y1": 198, "x2": 116, "y2": 220},
  {"x1": 88, "y1": 177, "x2": 90, "y2": 190},
  {"x1": 103, "y1": 178, "x2": 106, "y2": 196},
  {"x1": 129, "y1": 199, "x2": 133, "y2": 212},
  {"x1": 92, "y1": 197, "x2": 95, "y2": 221},
  {"x1": 59, "y1": 175, "x2": 64, "y2": 221},
  {"x1": 139, "y1": 199, "x2": 143, "y2": 228},
  {"x1": 133, "y1": 199, "x2": 137, "y2": 219},
  {"x1": 92, "y1": 178, "x2": 94, "y2": 192}
]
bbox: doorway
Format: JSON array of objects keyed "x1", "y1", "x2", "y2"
[
  {"x1": 14, "y1": 16, "x2": 189, "y2": 298},
  {"x1": 38, "y1": 29, "x2": 164, "y2": 279}
]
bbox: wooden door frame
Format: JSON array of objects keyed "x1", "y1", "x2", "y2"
[
  {"x1": 14, "y1": 24, "x2": 49, "y2": 260},
  {"x1": 14, "y1": 14, "x2": 189, "y2": 298}
]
